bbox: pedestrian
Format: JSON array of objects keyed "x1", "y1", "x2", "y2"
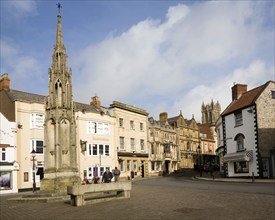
[
  {"x1": 131, "y1": 170, "x2": 135, "y2": 179},
  {"x1": 209, "y1": 162, "x2": 213, "y2": 177},
  {"x1": 101, "y1": 168, "x2": 113, "y2": 183},
  {"x1": 114, "y1": 167, "x2": 121, "y2": 182}
]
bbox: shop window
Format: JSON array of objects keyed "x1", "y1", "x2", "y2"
[
  {"x1": 234, "y1": 161, "x2": 249, "y2": 173},
  {"x1": 0, "y1": 171, "x2": 11, "y2": 189}
]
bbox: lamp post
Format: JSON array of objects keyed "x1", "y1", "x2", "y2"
[
  {"x1": 31, "y1": 148, "x2": 36, "y2": 192},
  {"x1": 197, "y1": 146, "x2": 202, "y2": 177}
]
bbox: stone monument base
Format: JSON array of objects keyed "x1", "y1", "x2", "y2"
[{"x1": 41, "y1": 175, "x2": 81, "y2": 195}]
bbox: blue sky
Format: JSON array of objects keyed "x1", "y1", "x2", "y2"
[{"x1": 1, "y1": 0, "x2": 274, "y2": 121}]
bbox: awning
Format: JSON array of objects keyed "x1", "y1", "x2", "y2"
[{"x1": 223, "y1": 150, "x2": 253, "y2": 162}]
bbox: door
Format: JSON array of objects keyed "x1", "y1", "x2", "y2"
[
  {"x1": 165, "y1": 160, "x2": 170, "y2": 174},
  {"x1": 262, "y1": 159, "x2": 269, "y2": 178}
]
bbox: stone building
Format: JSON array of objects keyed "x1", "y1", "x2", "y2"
[
  {"x1": 201, "y1": 100, "x2": 221, "y2": 125},
  {"x1": 197, "y1": 100, "x2": 220, "y2": 168},
  {"x1": 222, "y1": 81, "x2": 275, "y2": 178},
  {"x1": 148, "y1": 113, "x2": 178, "y2": 176},
  {"x1": 109, "y1": 101, "x2": 149, "y2": 179},
  {"x1": 167, "y1": 112, "x2": 200, "y2": 169}
]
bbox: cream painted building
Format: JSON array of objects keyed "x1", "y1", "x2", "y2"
[
  {"x1": 0, "y1": 84, "x2": 46, "y2": 191},
  {"x1": 110, "y1": 101, "x2": 149, "y2": 179},
  {"x1": 76, "y1": 97, "x2": 116, "y2": 182}
]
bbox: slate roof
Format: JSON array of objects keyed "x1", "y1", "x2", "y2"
[
  {"x1": 7, "y1": 89, "x2": 46, "y2": 104},
  {"x1": 222, "y1": 81, "x2": 271, "y2": 116},
  {"x1": 5, "y1": 89, "x2": 101, "y2": 114}
]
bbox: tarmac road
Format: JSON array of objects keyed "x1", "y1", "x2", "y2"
[{"x1": 0, "y1": 176, "x2": 274, "y2": 220}]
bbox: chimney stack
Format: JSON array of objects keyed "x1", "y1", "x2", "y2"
[
  {"x1": 231, "y1": 83, "x2": 247, "y2": 101},
  {"x1": 159, "y1": 112, "x2": 168, "y2": 124},
  {"x1": 0, "y1": 73, "x2": 10, "y2": 91},
  {"x1": 90, "y1": 96, "x2": 101, "y2": 108}
]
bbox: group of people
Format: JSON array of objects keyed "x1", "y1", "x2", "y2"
[{"x1": 83, "y1": 167, "x2": 121, "y2": 184}]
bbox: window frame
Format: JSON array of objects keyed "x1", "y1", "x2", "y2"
[
  {"x1": 119, "y1": 136, "x2": 125, "y2": 150},
  {"x1": 234, "y1": 133, "x2": 245, "y2": 152},
  {"x1": 30, "y1": 113, "x2": 44, "y2": 129},
  {"x1": 234, "y1": 111, "x2": 243, "y2": 127},
  {"x1": 88, "y1": 143, "x2": 111, "y2": 156},
  {"x1": 119, "y1": 118, "x2": 124, "y2": 127},
  {"x1": 140, "y1": 122, "x2": 144, "y2": 131},
  {"x1": 31, "y1": 139, "x2": 44, "y2": 154},
  {"x1": 140, "y1": 139, "x2": 145, "y2": 151},
  {"x1": 130, "y1": 138, "x2": 135, "y2": 151},
  {"x1": 87, "y1": 121, "x2": 110, "y2": 135},
  {"x1": 234, "y1": 161, "x2": 249, "y2": 173},
  {"x1": 1, "y1": 148, "x2": 6, "y2": 161},
  {"x1": 130, "y1": 120, "x2": 135, "y2": 130}
]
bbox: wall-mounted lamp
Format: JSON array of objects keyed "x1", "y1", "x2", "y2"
[
  {"x1": 247, "y1": 106, "x2": 253, "y2": 113},
  {"x1": 80, "y1": 139, "x2": 87, "y2": 152},
  {"x1": 17, "y1": 122, "x2": 23, "y2": 129}
]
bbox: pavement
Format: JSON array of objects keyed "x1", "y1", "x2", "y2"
[
  {"x1": 0, "y1": 174, "x2": 274, "y2": 220},
  {"x1": 193, "y1": 175, "x2": 275, "y2": 183}
]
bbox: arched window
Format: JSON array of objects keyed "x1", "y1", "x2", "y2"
[{"x1": 234, "y1": 133, "x2": 245, "y2": 151}]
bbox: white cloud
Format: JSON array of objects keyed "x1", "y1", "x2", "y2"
[
  {"x1": 2, "y1": 0, "x2": 38, "y2": 20},
  {"x1": 178, "y1": 60, "x2": 274, "y2": 121},
  {"x1": 71, "y1": 1, "x2": 273, "y2": 121},
  {"x1": 1, "y1": 39, "x2": 42, "y2": 90}
]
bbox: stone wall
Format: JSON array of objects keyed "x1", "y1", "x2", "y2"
[{"x1": 256, "y1": 81, "x2": 275, "y2": 157}]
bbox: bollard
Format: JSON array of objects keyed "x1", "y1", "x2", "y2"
[{"x1": 252, "y1": 172, "x2": 255, "y2": 182}]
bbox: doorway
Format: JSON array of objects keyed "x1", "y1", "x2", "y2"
[{"x1": 165, "y1": 160, "x2": 170, "y2": 174}]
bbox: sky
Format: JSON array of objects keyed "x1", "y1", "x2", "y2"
[{"x1": 1, "y1": 0, "x2": 274, "y2": 122}]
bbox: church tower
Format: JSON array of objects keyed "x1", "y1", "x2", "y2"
[
  {"x1": 201, "y1": 100, "x2": 221, "y2": 125},
  {"x1": 41, "y1": 5, "x2": 80, "y2": 194}
]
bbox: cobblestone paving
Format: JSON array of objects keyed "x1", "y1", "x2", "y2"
[{"x1": 1, "y1": 178, "x2": 274, "y2": 220}]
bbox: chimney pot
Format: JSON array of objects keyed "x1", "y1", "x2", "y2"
[
  {"x1": 90, "y1": 96, "x2": 101, "y2": 108},
  {"x1": 0, "y1": 73, "x2": 10, "y2": 91}
]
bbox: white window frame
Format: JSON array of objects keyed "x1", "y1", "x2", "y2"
[
  {"x1": 119, "y1": 160, "x2": 124, "y2": 172},
  {"x1": 127, "y1": 160, "x2": 131, "y2": 171},
  {"x1": 1, "y1": 148, "x2": 6, "y2": 161},
  {"x1": 30, "y1": 113, "x2": 44, "y2": 129},
  {"x1": 119, "y1": 137, "x2": 125, "y2": 150},
  {"x1": 133, "y1": 160, "x2": 137, "y2": 172},
  {"x1": 88, "y1": 143, "x2": 111, "y2": 156},
  {"x1": 87, "y1": 121, "x2": 110, "y2": 135},
  {"x1": 131, "y1": 138, "x2": 135, "y2": 151},
  {"x1": 31, "y1": 139, "x2": 44, "y2": 154},
  {"x1": 140, "y1": 139, "x2": 145, "y2": 151}
]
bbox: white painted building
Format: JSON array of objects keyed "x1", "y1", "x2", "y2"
[
  {"x1": 222, "y1": 81, "x2": 275, "y2": 178},
  {"x1": 0, "y1": 112, "x2": 19, "y2": 194}
]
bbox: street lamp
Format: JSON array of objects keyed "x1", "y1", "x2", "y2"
[
  {"x1": 31, "y1": 148, "x2": 36, "y2": 192},
  {"x1": 197, "y1": 146, "x2": 202, "y2": 177}
]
